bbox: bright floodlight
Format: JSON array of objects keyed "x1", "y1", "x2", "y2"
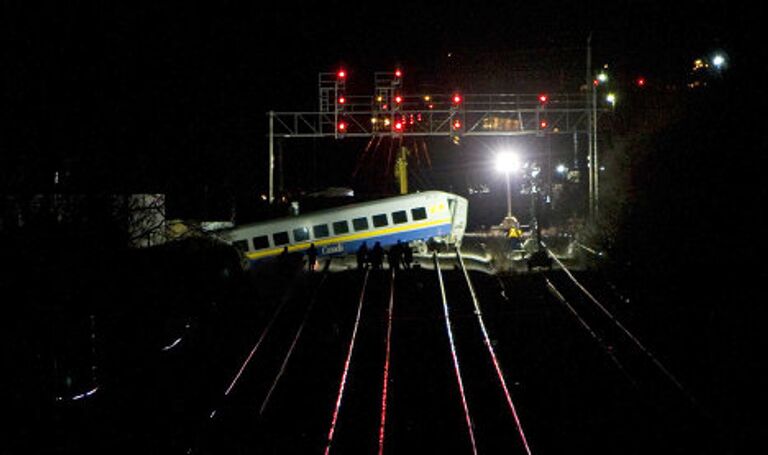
[
  {"x1": 712, "y1": 54, "x2": 726, "y2": 68},
  {"x1": 606, "y1": 93, "x2": 617, "y2": 106},
  {"x1": 495, "y1": 151, "x2": 521, "y2": 174},
  {"x1": 556, "y1": 164, "x2": 568, "y2": 174},
  {"x1": 597, "y1": 72, "x2": 608, "y2": 83}
]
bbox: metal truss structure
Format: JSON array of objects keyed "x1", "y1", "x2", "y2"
[
  {"x1": 267, "y1": 70, "x2": 608, "y2": 212},
  {"x1": 269, "y1": 92, "x2": 593, "y2": 139}
]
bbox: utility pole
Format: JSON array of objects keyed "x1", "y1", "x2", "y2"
[
  {"x1": 269, "y1": 111, "x2": 275, "y2": 204},
  {"x1": 586, "y1": 33, "x2": 594, "y2": 221}
]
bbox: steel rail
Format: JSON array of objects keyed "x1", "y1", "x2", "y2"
[
  {"x1": 544, "y1": 276, "x2": 639, "y2": 389},
  {"x1": 434, "y1": 252, "x2": 479, "y2": 455},
  {"x1": 258, "y1": 265, "x2": 331, "y2": 416},
  {"x1": 377, "y1": 269, "x2": 396, "y2": 455},
  {"x1": 546, "y1": 249, "x2": 702, "y2": 411},
  {"x1": 324, "y1": 269, "x2": 370, "y2": 455},
  {"x1": 456, "y1": 249, "x2": 533, "y2": 455}
]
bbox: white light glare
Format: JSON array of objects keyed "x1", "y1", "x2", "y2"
[
  {"x1": 606, "y1": 93, "x2": 617, "y2": 106},
  {"x1": 597, "y1": 72, "x2": 608, "y2": 83},
  {"x1": 556, "y1": 164, "x2": 568, "y2": 174},
  {"x1": 495, "y1": 151, "x2": 521, "y2": 173},
  {"x1": 712, "y1": 54, "x2": 726, "y2": 68}
]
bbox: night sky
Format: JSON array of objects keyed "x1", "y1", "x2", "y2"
[{"x1": 2, "y1": 2, "x2": 755, "y2": 202}]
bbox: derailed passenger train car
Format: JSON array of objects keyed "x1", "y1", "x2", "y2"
[{"x1": 219, "y1": 191, "x2": 467, "y2": 266}]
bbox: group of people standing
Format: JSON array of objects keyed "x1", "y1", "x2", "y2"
[
  {"x1": 356, "y1": 240, "x2": 413, "y2": 270},
  {"x1": 281, "y1": 240, "x2": 414, "y2": 272}
]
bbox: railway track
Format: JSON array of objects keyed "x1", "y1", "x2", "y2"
[
  {"x1": 184, "y1": 248, "x2": 725, "y2": 454},
  {"x1": 24, "y1": 236, "x2": 738, "y2": 455}
]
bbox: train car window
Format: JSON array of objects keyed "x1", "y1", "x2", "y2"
[
  {"x1": 392, "y1": 210, "x2": 408, "y2": 224},
  {"x1": 252, "y1": 235, "x2": 270, "y2": 250},
  {"x1": 352, "y1": 217, "x2": 369, "y2": 231},
  {"x1": 232, "y1": 240, "x2": 248, "y2": 252},
  {"x1": 372, "y1": 214, "x2": 388, "y2": 227},
  {"x1": 273, "y1": 231, "x2": 289, "y2": 246},
  {"x1": 313, "y1": 224, "x2": 330, "y2": 238},
  {"x1": 293, "y1": 227, "x2": 310, "y2": 242},
  {"x1": 332, "y1": 220, "x2": 349, "y2": 235},
  {"x1": 411, "y1": 207, "x2": 427, "y2": 220}
]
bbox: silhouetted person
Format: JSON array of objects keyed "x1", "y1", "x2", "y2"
[
  {"x1": 306, "y1": 243, "x2": 317, "y2": 271},
  {"x1": 387, "y1": 246, "x2": 400, "y2": 270},
  {"x1": 356, "y1": 242, "x2": 369, "y2": 270},
  {"x1": 370, "y1": 242, "x2": 384, "y2": 270},
  {"x1": 279, "y1": 246, "x2": 289, "y2": 260},
  {"x1": 402, "y1": 242, "x2": 413, "y2": 269}
]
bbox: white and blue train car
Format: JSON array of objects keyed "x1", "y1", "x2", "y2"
[{"x1": 219, "y1": 191, "x2": 468, "y2": 265}]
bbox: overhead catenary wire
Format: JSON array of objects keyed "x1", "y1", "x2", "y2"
[
  {"x1": 324, "y1": 270, "x2": 370, "y2": 455},
  {"x1": 434, "y1": 252, "x2": 479, "y2": 455},
  {"x1": 456, "y1": 250, "x2": 533, "y2": 455}
]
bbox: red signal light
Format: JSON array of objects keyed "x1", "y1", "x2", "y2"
[
  {"x1": 538, "y1": 94, "x2": 549, "y2": 104},
  {"x1": 394, "y1": 121, "x2": 403, "y2": 131},
  {"x1": 452, "y1": 93, "x2": 462, "y2": 105},
  {"x1": 337, "y1": 69, "x2": 346, "y2": 79},
  {"x1": 539, "y1": 120, "x2": 548, "y2": 129},
  {"x1": 636, "y1": 77, "x2": 646, "y2": 87},
  {"x1": 394, "y1": 95, "x2": 403, "y2": 104},
  {"x1": 338, "y1": 121, "x2": 347, "y2": 132},
  {"x1": 394, "y1": 68, "x2": 403, "y2": 78},
  {"x1": 452, "y1": 119, "x2": 462, "y2": 130},
  {"x1": 338, "y1": 96, "x2": 346, "y2": 105}
]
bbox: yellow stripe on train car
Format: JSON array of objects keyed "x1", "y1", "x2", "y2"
[{"x1": 244, "y1": 217, "x2": 451, "y2": 260}]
